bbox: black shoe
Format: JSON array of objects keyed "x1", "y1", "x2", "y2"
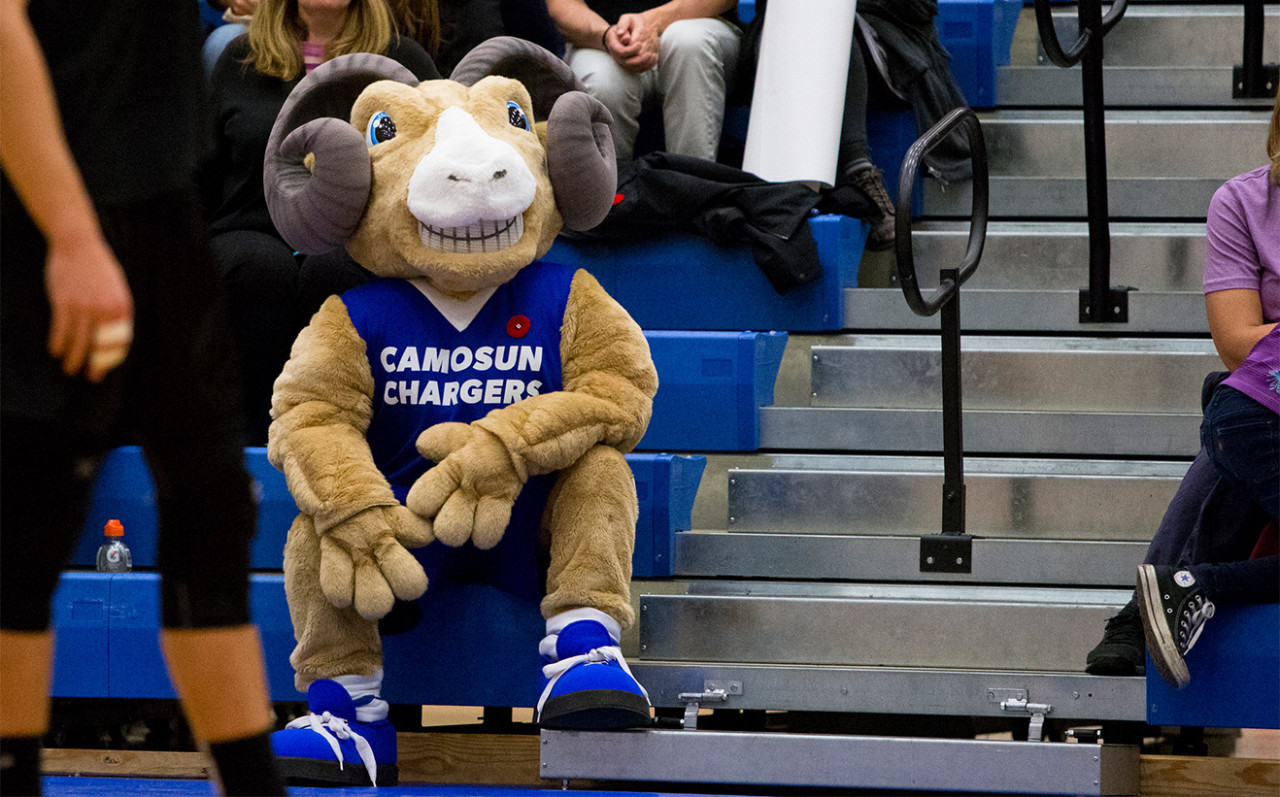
[
  {"x1": 843, "y1": 158, "x2": 895, "y2": 251},
  {"x1": 1085, "y1": 599, "x2": 1145, "y2": 675},
  {"x1": 1137, "y1": 564, "x2": 1215, "y2": 689}
]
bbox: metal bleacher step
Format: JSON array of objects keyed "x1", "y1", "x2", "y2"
[
  {"x1": 850, "y1": 220, "x2": 1210, "y2": 332},
  {"x1": 921, "y1": 109, "x2": 1266, "y2": 218},
  {"x1": 897, "y1": 220, "x2": 1206, "y2": 292},
  {"x1": 999, "y1": 4, "x2": 1280, "y2": 108},
  {"x1": 755, "y1": 334, "x2": 1214, "y2": 456},
  {"x1": 725, "y1": 455, "x2": 1184, "y2": 542},
  {"x1": 804, "y1": 335, "x2": 1216, "y2": 412},
  {"x1": 673, "y1": 453, "x2": 1169, "y2": 586},
  {"x1": 632, "y1": 581, "x2": 1133, "y2": 674}
]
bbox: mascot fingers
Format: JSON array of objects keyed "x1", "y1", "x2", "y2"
[
  {"x1": 416, "y1": 422, "x2": 473, "y2": 461},
  {"x1": 390, "y1": 504, "x2": 435, "y2": 548},
  {"x1": 318, "y1": 535, "x2": 356, "y2": 609},
  {"x1": 433, "y1": 489, "x2": 478, "y2": 547},
  {"x1": 374, "y1": 538, "x2": 429, "y2": 602},
  {"x1": 353, "y1": 560, "x2": 396, "y2": 620},
  {"x1": 406, "y1": 457, "x2": 460, "y2": 520},
  {"x1": 472, "y1": 496, "x2": 514, "y2": 550}
]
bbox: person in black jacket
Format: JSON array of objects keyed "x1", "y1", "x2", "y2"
[
  {"x1": 202, "y1": 0, "x2": 440, "y2": 444},
  {"x1": 739, "y1": 0, "x2": 971, "y2": 252}
]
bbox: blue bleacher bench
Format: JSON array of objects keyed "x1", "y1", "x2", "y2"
[
  {"x1": 938, "y1": 0, "x2": 1023, "y2": 109},
  {"x1": 54, "y1": 447, "x2": 704, "y2": 706},
  {"x1": 1146, "y1": 603, "x2": 1280, "y2": 731},
  {"x1": 640, "y1": 330, "x2": 787, "y2": 452},
  {"x1": 548, "y1": 214, "x2": 862, "y2": 333}
]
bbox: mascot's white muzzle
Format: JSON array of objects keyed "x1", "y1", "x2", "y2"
[{"x1": 407, "y1": 106, "x2": 537, "y2": 253}]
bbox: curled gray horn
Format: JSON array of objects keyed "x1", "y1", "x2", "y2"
[
  {"x1": 264, "y1": 53, "x2": 420, "y2": 254},
  {"x1": 452, "y1": 37, "x2": 617, "y2": 231},
  {"x1": 450, "y1": 36, "x2": 584, "y2": 121},
  {"x1": 546, "y1": 92, "x2": 617, "y2": 231}
]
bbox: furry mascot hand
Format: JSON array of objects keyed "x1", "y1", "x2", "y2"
[
  {"x1": 320, "y1": 504, "x2": 435, "y2": 619},
  {"x1": 406, "y1": 422, "x2": 525, "y2": 550}
]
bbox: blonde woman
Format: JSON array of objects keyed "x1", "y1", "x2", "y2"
[{"x1": 202, "y1": 0, "x2": 439, "y2": 444}]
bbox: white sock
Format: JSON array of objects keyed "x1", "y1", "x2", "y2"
[
  {"x1": 539, "y1": 608, "x2": 622, "y2": 660},
  {"x1": 332, "y1": 669, "x2": 388, "y2": 723}
]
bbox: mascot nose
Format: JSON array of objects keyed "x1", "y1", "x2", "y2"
[
  {"x1": 407, "y1": 107, "x2": 537, "y2": 228},
  {"x1": 447, "y1": 169, "x2": 508, "y2": 183}
]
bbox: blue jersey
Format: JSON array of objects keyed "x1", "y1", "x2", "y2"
[
  {"x1": 343, "y1": 261, "x2": 574, "y2": 497},
  {"x1": 342, "y1": 261, "x2": 576, "y2": 602}
]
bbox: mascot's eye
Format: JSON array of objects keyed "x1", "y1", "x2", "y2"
[
  {"x1": 507, "y1": 101, "x2": 530, "y2": 131},
  {"x1": 366, "y1": 111, "x2": 397, "y2": 145}
]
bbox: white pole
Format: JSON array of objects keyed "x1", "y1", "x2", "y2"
[{"x1": 741, "y1": 0, "x2": 858, "y2": 189}]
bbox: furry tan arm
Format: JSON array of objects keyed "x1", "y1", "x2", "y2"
[
  {"x1": 269, "y1": 296, "x2": 433, "y2": 617},
  {"x1": 475, "y1": 268, "x2": 658, "y2": 475},
  {"x1": 268, "y1": 296, "x2": 398, "y2": 531}
]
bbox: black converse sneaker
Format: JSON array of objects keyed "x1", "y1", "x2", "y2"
[
  {"x1": 1136, "y1": 564, "x2": 1215, "y2": 689},
  {"x1": 1085, "y1": 599, "x2": 1146, "y2": 676}
]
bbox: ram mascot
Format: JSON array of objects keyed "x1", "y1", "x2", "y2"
[{"x1": 262, "y1": 38, "x2": 658, "y2": 787}]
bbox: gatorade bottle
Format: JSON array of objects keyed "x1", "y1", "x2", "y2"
[{"x1": 95, "y1": 519, "x2": 133, "y2": 573}]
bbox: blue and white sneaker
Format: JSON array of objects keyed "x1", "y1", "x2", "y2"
[
  {"x1": 536, "y1": 608, "x2": 651, "y2": 730},
  {"x1": 271, "y1": 671, "x2": 397, "y2": 786}
]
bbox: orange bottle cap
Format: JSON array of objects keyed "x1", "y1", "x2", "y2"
[{"x1": 104, "y1": 519, "x2": 124, "y2": 537}]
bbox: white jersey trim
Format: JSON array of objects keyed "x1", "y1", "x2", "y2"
[{"x1": 409, "y1": 278, "x2": 498, "y2": 332}]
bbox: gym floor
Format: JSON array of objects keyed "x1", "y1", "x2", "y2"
[{"x1": 40, "y1": 779, "x2": 731, "y2": 797}]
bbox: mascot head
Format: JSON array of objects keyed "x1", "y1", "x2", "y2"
[{"x1": 264, "y1": 37, "x2": 616, "y2": 296}]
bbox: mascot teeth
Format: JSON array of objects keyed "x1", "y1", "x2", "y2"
[{"x1": 419, "y1": 216, "x2": 523, "y2": 253}]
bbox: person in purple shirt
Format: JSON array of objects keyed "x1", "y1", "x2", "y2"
[
  {"x1": 1087, "y1": 94, "x2": 1280, "y2": 682},
  {"x1": 1138, "y1": 326, "x2": 1279, "y2": 688}
]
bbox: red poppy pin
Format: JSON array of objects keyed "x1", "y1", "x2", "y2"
[{"x1": 507, "y1": 315, "x2": 531, "y2": 338}]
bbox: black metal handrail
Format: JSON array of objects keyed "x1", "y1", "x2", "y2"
[
  {"x1": 1237, "y1": 0, "x2": 1278, "y2": 99},
  {"x1": 1035, "y1": 0, "x2": 1129, "y2": 68},
  {"x1": 895, "y1": 107, "x2": 987, "y2": 557},
  {"x1": 895, "y1": 107, "x2": 988, "y2": 318},
  {"x1": 1033, "y1": 0, "x2": 1131, "y2": 324}
]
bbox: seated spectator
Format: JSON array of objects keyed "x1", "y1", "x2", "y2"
[
  {"x1": 737, "y1": 0, "x2": 971, "y2": 251},
  {"x1": 546, "y1": 0, "x2": 742, "y2": 163},
  {"x1": 1087, "y1": 94, "x2": 1279, "y2": 677},
  {"x1": 1138, "y1": 326, "x2": 1279, "y2": 688},
  {"x1": 202, "y1": 0, "x2": 439, "y2": 443},
  {"x1": 203, "y1": 0, "x2": 563, "y2": 80}
]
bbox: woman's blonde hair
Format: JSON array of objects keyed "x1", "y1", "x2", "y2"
[
  {"x1": 387, "y1": 0, "x2": 441, "y2": 61},
  {"x1": 1269, "y1": 92, "x2": 1280, "y2": 186},
  {"x1": 247, "y1": 0, "x2": 395, "y2": 82}
]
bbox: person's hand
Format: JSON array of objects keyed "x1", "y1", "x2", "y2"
[
  {"x1": 223, "y1": 0, "x2": 256, "y2": 20},
  {"x1": 406, "y1": 422, "x2": 525, "y2": 550},
  {"x1": 43, "y1": 233, "x2": 134, "y2": 383},
  {"x1": 607, "y1": 13, "x2": 658, "y2": 74}
]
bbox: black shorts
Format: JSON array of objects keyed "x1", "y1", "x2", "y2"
[{"x1": 1, "y1": 181, "x2": 256, "y2": 630}]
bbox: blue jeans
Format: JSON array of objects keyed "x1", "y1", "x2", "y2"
[
  {"x1": 1143, "y1": 447, "x2": 1268, "y2": 567},
  {"x1": 1202, "y1": 385, "x2": 1279, "y2": 526},
  {"x1": 1188, "y1": 386, "x2": 1280, "y2": 605}
]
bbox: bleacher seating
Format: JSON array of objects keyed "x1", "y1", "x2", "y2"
[
  {"x1": 1146, "y1": 604, "x2": 1280, "y2": 731},
  {"x1": 53, "y1": 448, "x2": 704, "y2": 705}
]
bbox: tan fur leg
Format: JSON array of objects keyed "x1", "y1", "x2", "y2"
[
  {"x1": 159, "y1": 626, "x2": 273, "y2": 743},
  {"x1": 0, "y1": 629, "x2": 52, "y2": 737},
  {"x1": 540, "y1": 445, "x2": 637, "y2": 629},
  {"x1": 284, "y1": 514, "x2": 384, "y2": 691}
]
